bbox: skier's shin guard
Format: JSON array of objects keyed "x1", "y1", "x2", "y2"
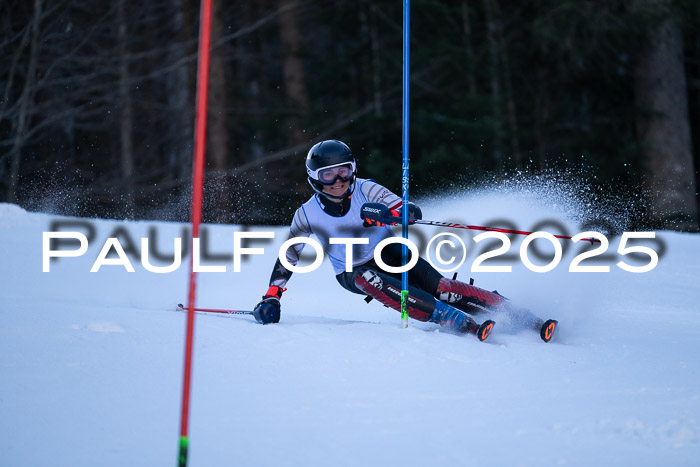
[
  {"x1": 354, "y1": 269, "x2": 434, "y2": 321},
  {"x1": 354, "y1": 269, "x2": 478, "y2": 334},
  {"x1": 436, "y1": 277, "x2": 508, "y2": 310}
]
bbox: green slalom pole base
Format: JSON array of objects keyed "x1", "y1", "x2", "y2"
[
  {"x1": 401, "y1": 290, "x2": 409, "y2": 328},
  {"x1": 178, "y1": 436, "x2": 189, "y2": 467}
]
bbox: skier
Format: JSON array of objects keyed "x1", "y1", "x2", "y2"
[{"x1": 253, "y1": 139, "x2": 556, "y2": 342}]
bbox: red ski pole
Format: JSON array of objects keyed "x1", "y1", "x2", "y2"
[
  {"x1": 360, "y1": 203, "x2": 601, "y2": 243},
  {"x1": 410, "y1": 219, "x2": 600, "y2": 243},
  {"x1": 177, "y1": 304, "x2": 253, "y2": 316}
]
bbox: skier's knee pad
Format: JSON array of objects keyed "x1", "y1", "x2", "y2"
[{"x1": 354, "y1": 268, "x2": 435, "y2": 322}]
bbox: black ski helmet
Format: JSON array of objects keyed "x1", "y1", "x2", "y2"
[{"x1": 305, "y1": 140, "x2": 357, "y2": 199}]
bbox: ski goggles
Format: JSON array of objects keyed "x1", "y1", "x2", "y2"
[{"x1": 310, "y1": 162, "x2": 356, "y2": 185}]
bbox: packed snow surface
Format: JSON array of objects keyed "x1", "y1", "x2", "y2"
[{"x1": 1, "y1": 187, "x2": 699, "y2": 466}]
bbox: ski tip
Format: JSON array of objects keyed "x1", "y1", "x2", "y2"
[
  {"x1": 540, "y1": 319, "x2": 558, "y2": 343},
  {"x1": 476, "y1": 320, "x2": 495, "y2": 341}
]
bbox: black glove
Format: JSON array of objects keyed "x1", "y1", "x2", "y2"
[
  {"x1": 362, "y1": 208, "x2": 399, "y2": 227},
  {"x1": 361, "y1": 203, "x2": 400, "y2": 227},
  {"x1": 360, "y1": 202, "x2": 422, "y2": 228},
  {"x1": 253, "y1": 297, "x2": 280, "y2": 324},
  {"x1": 253, "y1": 286, "x2": 284, "y2": 324}
]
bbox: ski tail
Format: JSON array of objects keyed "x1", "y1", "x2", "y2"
[
  {"x1": 540, "y1": 319, "x2": 558, "y2": 343},
  {"x1": 476, "y1": 320, "x2": 496, "y2": 341}
]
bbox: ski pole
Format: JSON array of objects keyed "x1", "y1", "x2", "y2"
[
  {"x1": 176, "y1": 304, "x2": 254, "y2": 315},
  {"x1": 360, "y1": 203, "x2": 601, "y2": 243},
  {"x1": 400, "y1": 0, "x2": 411, "y2": 329}
]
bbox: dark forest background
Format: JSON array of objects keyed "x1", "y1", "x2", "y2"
[{"x1": 1, "y1": 0, "x2": 699, "y2": 229}]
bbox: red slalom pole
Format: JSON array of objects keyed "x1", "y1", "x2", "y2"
[{"x1": 178, "y1": 0, "x2": 213, "y2": 465}]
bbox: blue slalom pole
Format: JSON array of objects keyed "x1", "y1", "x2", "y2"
[{"x1": 400, "y1": 0, "x2": 410, "y2": 328}]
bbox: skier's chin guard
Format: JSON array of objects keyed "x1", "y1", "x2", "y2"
[{"x1": 253, "y1": 298, "x2": 281, "y2": 324}]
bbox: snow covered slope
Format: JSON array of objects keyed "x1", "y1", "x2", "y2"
[{"x1": 1, "y1": 189, "x2": 699, "y2": 467}]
